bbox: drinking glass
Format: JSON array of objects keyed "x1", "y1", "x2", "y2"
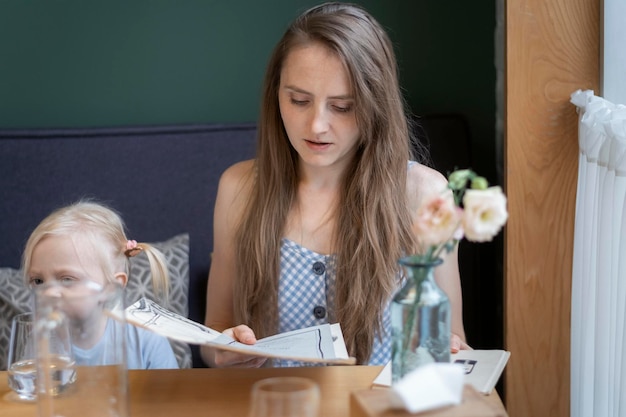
[
  {"x1": 7, "y1": 312, "x2": 39, "y2": 401},
  {"x1": 248, "y1": 377, "x2": 320, "y2": 417},
  {"x1": 7, "y1": 311, "x2": 76, "y2": 403},
  {"x1": 34, "y1": 280, "x2": 129, "y2": 417}
]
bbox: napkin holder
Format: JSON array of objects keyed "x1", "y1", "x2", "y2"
[{"x1": 350, "y1": 385, "x2": 508, "y2": 417}]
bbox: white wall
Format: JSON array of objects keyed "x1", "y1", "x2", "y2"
[{"x1": 602, "y1": 0, "x2": 626, "y2": 104}]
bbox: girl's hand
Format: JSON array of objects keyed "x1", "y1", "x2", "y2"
[
  {"x1": 210, "y1": 324, "x2": 267, "y2": 368},
  {"x1": 450, "y1": 333, "x2": 472, "y2": 353}
]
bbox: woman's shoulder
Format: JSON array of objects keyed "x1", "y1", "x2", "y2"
[
  {"x1": 406, "y1": 161, "x2": 448, "y2": 206},
  {"x1": 221, "y1": 159, "x2": 255, "y2": 182},
  {"x1": 218, "y1": 159, "x2": 256, "y2": 195}
]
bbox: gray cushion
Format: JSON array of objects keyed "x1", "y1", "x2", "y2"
[
  {"x1": 0, "y1": 267, "x2": 32, "y2": 371},
  {"x1": 127, "y1": 233, "x2": 191, "y2": 368}
]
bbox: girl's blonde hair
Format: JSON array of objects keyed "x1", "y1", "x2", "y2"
[
  {"x1": 22, "y1": 200, "x2": 169, "y2": 299},
  {"x1": 233, "y1": 2, "x2": 418, "y2": 364}
]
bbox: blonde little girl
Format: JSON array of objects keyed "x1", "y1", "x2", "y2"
[{"x1": 22, "y1": 200, "x2": 178, "y2": 369}]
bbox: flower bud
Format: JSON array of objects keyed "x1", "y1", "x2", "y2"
[
  {"x1": 448, "y1": 169, "x2": 474, "y2": 189},
  {"x1": 470, "y1": 176, "x2": 489, "y2": 190}
]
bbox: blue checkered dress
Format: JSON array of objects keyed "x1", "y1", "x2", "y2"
[{"x1": 275, "y1": 237, "x2": 391, "y2": 366}]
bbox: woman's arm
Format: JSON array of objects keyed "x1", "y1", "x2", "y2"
[
  {"x1": 407, "y1": 163, "x2": 470, "y2": 351},
  {"x1": 435, "y1": 243, "x2": 470, "y2": 351},
  {"x1": 201, "y1": 160, "x2": 267, "y2": 367}
]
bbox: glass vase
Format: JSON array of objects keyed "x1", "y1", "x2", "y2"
[{"x1": 391, "y1": 255, "x2": 451, "y2": 383}]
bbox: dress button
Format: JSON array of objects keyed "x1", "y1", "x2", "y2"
[
  {"x1": 313, "y1": 306, "x2": 326, "y2": 319},
  {"x1": 312, "y1": 261, "x2": 325, "y2": 275}
]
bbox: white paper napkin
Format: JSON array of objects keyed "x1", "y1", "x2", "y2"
[{"x1": 389, "y1": 363, "x2": 465, "y2": 414}]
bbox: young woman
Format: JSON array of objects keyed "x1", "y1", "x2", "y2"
[{"x1": 202, "y1": 2, "x2": 469, "y2": 368}]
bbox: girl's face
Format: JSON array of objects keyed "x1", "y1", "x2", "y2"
[
  {"x1": 28, "y1": 235, "x2": 106, "y2": 321},
  {"x1": 278, "y1": 42, "x2": 360, "y2": 173}
]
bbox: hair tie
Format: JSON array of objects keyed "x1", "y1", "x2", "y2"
[{"x1": 124, "y1": 240, "x2": 143, "y2": 257}]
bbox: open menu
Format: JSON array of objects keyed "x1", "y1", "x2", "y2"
[
  {"x1": 450, "y1": 349, "x2": 510, "y2": 394},
  {"x1": 373, "y1": 349, "x2": 510, "y2": 394},
  {"x1": 115, "y1": 298, "x2": 356, "y2": 365}
]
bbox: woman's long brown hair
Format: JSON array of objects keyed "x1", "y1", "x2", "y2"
[{"x1": 233, "y1": 2, "x2": 418, "y2": 364}]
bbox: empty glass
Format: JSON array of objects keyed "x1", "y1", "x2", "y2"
[
  {"x1": 248, "y1": 377, "x2": 320, "y2": 417},
  {"x1": 34, "y1": 280, "x2": 129, "y2": 417}
]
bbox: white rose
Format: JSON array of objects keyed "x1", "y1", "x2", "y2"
[{"x1": 462, "y1": 186, "x2": 508, "y2": 242}]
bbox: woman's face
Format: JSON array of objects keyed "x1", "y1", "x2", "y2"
[{"x1": 278, "y1": 42, "x2": 360, "y2": 173}]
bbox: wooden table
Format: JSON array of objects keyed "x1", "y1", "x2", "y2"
[{"x1": 0, "y1": 366, "x2": 506, "y2": 417}]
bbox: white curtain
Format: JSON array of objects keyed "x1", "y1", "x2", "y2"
[{"x1": 570, "y1": 89, "x2": 626, "y2": 417}]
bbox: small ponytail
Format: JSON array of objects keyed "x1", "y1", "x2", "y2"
[{"x1": 125, "y1": 240, "x2": 170, "y2": 300}]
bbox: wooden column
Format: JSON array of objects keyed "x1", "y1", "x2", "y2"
[{"x1": 504, "y1": 1, "x2": 599, "y2": 416}]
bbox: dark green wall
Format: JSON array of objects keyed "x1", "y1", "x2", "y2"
[
  {"x1": 0, "y1": 1, "x2": 312, "y2": 127},
  {"x1": 0, "y1": 1, "x2": 495, "y2": 179},
  {"x1": 0, "y1": 1, "x2": 501, "y2": 349}
]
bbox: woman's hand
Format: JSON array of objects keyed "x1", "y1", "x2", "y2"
[
  {"x1": 450, "y1": 333, "x2": 472, "y2": 353},
  {"x1": 207, "y1": 325, "x2": 268, "y2": 368}
]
